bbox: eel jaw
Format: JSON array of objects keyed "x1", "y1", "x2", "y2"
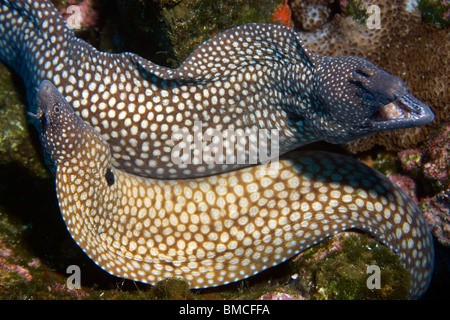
[
  {"x1": 27, "y1": 109, "x2": 43, "y2": 120},
  {"x1": 368, "y1": 92, "x2": 435, "y2": 130}
]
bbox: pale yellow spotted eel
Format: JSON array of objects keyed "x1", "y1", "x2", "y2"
[{"x1": 33, "y1": 80, "x2": 434, "y2": 299}]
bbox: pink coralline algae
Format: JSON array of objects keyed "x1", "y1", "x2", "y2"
[
  {"x1": 27, "y1": 258, "x2": 41, "y2": 268},
  {"x1": 398, "y1": 149, "x2": 423, "y2": 172},
  {"x1": 50, "y1": 282, "x2": 87, "y2": 299},
  {"x1": 391, "y1": 122, "x2": 450, "y2": 247},
  {"x1": 424, "y1": 156, "x2": 449, "y2": 182},
  {"x1": 0, "y1": 239, "x2": 33, "y2": 284},
  {"x1": 422, "y1": 122, "x2": 450, "y2": 183},
  {"x1": 442, "y1": 0, "x2": 450, "y2": 19},
  {"x1": 392, "y1": 122, "x2": 450, "y2": 246},
  {"x1": 258, "y1": 290, "x2": 305, "y2": 300},
  {"x1": 423, "y1": 191, "x2": 450, "y2": 246},
  {"x1": 388, "y1": 174, "x2": 419, "y2": 205}
]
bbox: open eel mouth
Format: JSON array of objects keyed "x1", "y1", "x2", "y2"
[{"x1": 369, "y1": 92, "x2": 434, "y2": 130}]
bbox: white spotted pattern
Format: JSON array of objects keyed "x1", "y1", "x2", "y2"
[
  {"x1": 0, "y1": 0, "x2": 433, "y2": 179},
  {"x1": 36, "y1": 81, "x2": 434, "y2": 299}
]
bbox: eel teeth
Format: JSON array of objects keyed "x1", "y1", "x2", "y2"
[
  {"x1": 372, "y1": 101, "x2": 410, "y2": 121},
  {"x1": 27, "y1": 109, "x2": 43, "y2": 119},
  {"x1": 369, "y1": 93, "x2": 434, "y2": 128}
]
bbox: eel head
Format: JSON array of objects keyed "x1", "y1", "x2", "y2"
[
  {"x1": 29, "y1": 80, "x2": 95, "y2": 169},
  {"x1": 308, "y1": 56, "x2": 434, "y2": 144}
]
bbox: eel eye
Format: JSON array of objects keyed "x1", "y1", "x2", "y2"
[
  {"x1": 54, "y1": 105, "x2": 60, "y2": 113},
  {"x1": 362, "y1": 92, "x2": 375, "y2": 103},
  {"x1": 105, "y1": 168, "x2": 115, "y2": 186}
]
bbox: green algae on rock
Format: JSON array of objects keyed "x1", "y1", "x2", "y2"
[
  {"x1": 418, "y1": 0, "x2": 450, "y2": 28},
  {"x1": 290, "y1": 232, "x2": 411, "y2": 300},
  {"x1": 0, "y1": 64, "x2": 47, "y2": 178},
  {"x1": 341, "y1": 0, "x2": 369, "y2": 25},
  {"x1": 152, "y1": 278, "x2": 196, "y2": 300},
  {"x1": 103, "y1": 0, "x2": 285, "y2": 68}
]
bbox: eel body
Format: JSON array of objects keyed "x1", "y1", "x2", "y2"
[
  {"x1": 34, "y1": 80, "x2": 434, "y2": 299},
  {"x1": 0, "y1": 0, "x2": 434, "y2": 179}
]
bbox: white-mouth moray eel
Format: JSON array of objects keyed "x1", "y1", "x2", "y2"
[
  {"x1": 32, "y1": 80, "x2": 434, "y2": 299},
  {"x1": 0, "y1": 0, "x2": 434, "y2": 179}
]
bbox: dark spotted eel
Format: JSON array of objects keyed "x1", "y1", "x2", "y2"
[
  {"x1": 33, "y1": 80, "x2": 434, "y2": 299},
  {"x1": 0, "y1": 0, "x2": 434, "y2": 179}
]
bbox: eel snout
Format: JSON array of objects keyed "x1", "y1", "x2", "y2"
[
  {"x1": 370, "y1": 91, "x2": 435, "y2": 129},
  {"x1": 356, "y1": 69, "x2": 435, "y2": 130},
  {"x1": 27, "y1": 80, "x2": 55, "y2": 121}
]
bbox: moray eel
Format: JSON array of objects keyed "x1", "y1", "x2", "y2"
[
  {"x1": 32, "y1": 80, "x2": 434, "y2": 299},
  {"x1": 0, "y1": 0, "x2": 434, "y2": 179}
]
